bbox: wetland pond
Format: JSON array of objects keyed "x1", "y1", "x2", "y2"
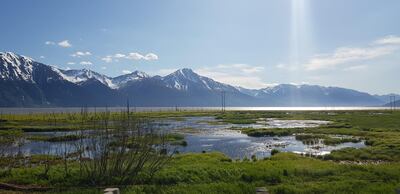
[{"x1": 12, "y1": 117, "x2": 365, "y2": 159}]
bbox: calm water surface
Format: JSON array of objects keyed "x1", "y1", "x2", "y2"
[
  {"x1": 157, "y1": 117, "x2": 364, "y2": 159},
  {"x1": 10, "y1": 116, "x2": 365, "y2": 159}
]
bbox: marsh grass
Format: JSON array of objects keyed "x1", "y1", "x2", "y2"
[
  {"x1": 1, "y1": 110, "x2": 400, "y2": 193},
  {"x1": 0, "y1": 107, "x2": 175, "y2": 189},
  {"x1": 295, "y1": 134, "x2": 361, "y2": 146},
  {"x1": 218, "y1": 110, "x2": 400, "y2": 161},
  {"x1": 27, "y1": 134, "x2": 80, "y2": 142}
]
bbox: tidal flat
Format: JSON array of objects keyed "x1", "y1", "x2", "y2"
[{"x1": 0, "y1": 110, "x2": 400, "y2": 193}]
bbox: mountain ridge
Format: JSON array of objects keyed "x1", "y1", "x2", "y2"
[{"x1": 0, "y1": 52, "x2": 394, "y2": 107}]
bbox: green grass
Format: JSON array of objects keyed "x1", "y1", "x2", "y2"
[
  {"x1": 1, "y1": 152, "x2": 400, "y2": 193},
  {"x1": 1, "y1": 110, "x2": 400, "y2": 193},
  {"x1": 237, "y1": 127, "x2": 297, "y2": 137},
  {"x1": 109, "y1": 133, "x2": 187, "y2": 148},
  {"x1": 0, "y1": 111, "x2": 219, "y2": 132},
  {"x1": 295, "y1": 134, "x2": 361, "y2": 146},
  {"x1": 164, "y1": 133, "x2": 187, "y2": 146},
  {"x1": 136, "y1": 152, "x2": 400, "y2": 194},
  {"x1": 0, "y1": 129, "x2": 23, "y2": 144},
  {"x1": 27, "y1": 134, "x2": 81, "y2": 142}
]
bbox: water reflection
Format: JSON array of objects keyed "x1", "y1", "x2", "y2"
[
  {"x1": 7, "y1": 117, "x2": 365, "y2": 159},
  {"x1": 156, "y1": 117, "x2": 365, "y2": 159}
]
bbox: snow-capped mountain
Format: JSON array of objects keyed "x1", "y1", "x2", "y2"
[
  {"x1": 0, "y1": 52, "x2": 75, "y2": 85},
  {"x1": 162, "y1": 68, "x2": 238, "y2": 92},
  {"x1": 235, "y1": 86, "x2": 260, "y2": 97},
  {"x1": 245, "y1": 84, "x2": 383, "y2": 106},
  {"x1": 0, "y1": 52, "x2": 35, "y2": 82},
  {"x1": 0, "y1": 52, "x2": 105, "y2": 106},
  {"x1": 61, "y1": 69, "x2": 116, "y2": 88},
  {"x1": 60, "y1": 69, "x2": 150, "y2": 89},
  {"x1": 0, "y1": 52, "x2": 391, "y2": 107},
  {"x1": 112, "y1": 70, "x2": 150, "y2": 87}
]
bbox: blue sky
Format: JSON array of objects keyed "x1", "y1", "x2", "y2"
[{"x1": 1, "y1": 0, "x2": 400, "y2": 94}]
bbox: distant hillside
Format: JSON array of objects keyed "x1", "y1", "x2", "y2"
[
  {"x1": 0, "y1": 52, "x2": 389, "y2": 107},
  {"x1": 373, "y1": 94, "x2": 400, "y2": 104},
  {"x1": 384, "y1": 100, "x2": 400, "y2": 107}
]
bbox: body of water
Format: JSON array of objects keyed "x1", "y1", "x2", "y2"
[
  {"x1": 158, "y1": 117, "x2": 364, "y2": 159},
  {"x1": 9, "y1": 116, "x2": 366, "y2": 159}
]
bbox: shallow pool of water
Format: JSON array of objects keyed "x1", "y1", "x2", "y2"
[
  {"x1": 156, "y1": 117, "x2": 365, "y2": 159},
  {"x1": 6, "y1": 116, "x2": 365, "y2": 158}
]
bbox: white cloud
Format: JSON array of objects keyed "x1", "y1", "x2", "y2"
[
  {"x1": 114, "y1": 53, "x2": 126, "y2": 58},
  {"x1": 122, "y1": 70, "x2": 132, "y2": 74},
  {"x1": 101, "y1": 56, "x2": 113, "y2": 63},
  {"x1": 45, "y1": 41, "x2": 55, "y2": 45},
  {"x1": 143, "y1": 53, "x2": 158, "y2": 61},
  {"x1": 196, "y1": 64, "x2": 268, "y2": 89},
  {"x1": 126, "y1": 52, "x2": 144, "y2": 60},
  {"x1": 304, "y1": 46, "x2": 396, "y2": 71},
  {"x1": 71, "y1": 51, "x2": 91, "y2": 57},
  {"x1": 374, "y1": 35, "x2": 400, "y2": 45},
  {"x1": 80, "y1": 61, "x2": 92, "y2": 65},
  {"x1": 45, "y1": 40, "x2": 72, "y2": 48},
  {"x1": 39, "y1": 56, "x2": 45, "y2": 59},
  {"x1": 101, "y1": 66, "x2": 107, "y2": 70},
  {"x1": 273, "y1": 35, "x2": 400, "y2": 72},
  {"x1": 58, "y1": 40, "x2": 72, "y2": 48},
  {"x1": 103, "y1": 52, "x2": 159, "y2": 62},
  {"x1": 302, "y1": 35, "x2": 400, "y2": 71},
  {"x1": 67, "y1": 62, "x2": 76, "y2": 65},
  {"x1": 65, "y1": 67, "x2": 71, "y2": 70},
  {"x1": 343, "y1": 65, "x2": 367, "y2": 71}
]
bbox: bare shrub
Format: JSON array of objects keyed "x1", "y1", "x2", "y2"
[{"x1": 75, "y1": 109, "x2": 173, "y2": 186}]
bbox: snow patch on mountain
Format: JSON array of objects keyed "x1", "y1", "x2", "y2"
[
  {"x1": 0, "y1": 52, "x2": 35, "y2": 82},
  {"x1": 112, "y1": 71, "x2": 150, "y2": 87},
  {"x1": 61, "y1": 69, "x2": 117, "y2": 89},
  {"x1": 162, "y1": 68, "x2": 237, "y2": 92}
]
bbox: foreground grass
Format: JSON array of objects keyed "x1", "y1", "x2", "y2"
[
  {"x1": 1, "y1": 152, "x2": 400, "y2": 193},
  {"x1": 128, "y1": 152, "x2": 400, "y2": 194}
]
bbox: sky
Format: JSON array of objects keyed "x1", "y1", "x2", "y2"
[{"x1": 1, "y1": 0, "x2": 400, "y2": 94}]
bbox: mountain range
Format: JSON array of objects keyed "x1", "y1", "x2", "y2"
[{"x1": 0, "y1": 52, "x2": 394, "y2": 107}]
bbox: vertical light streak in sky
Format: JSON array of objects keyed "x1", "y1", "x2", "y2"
[
  {"x1": 290, "y1": 0, "x2": 314, "y2": 67},
  {"x1": 289, "y1": 0, "x2": 313, "y2": 103}
]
